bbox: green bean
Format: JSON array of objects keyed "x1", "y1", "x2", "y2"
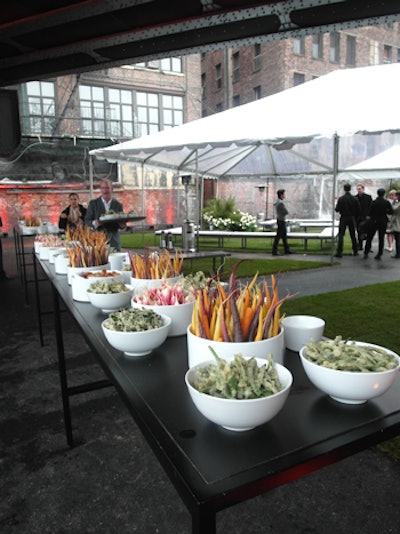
[{"x1": 303, "y1": 336, "x2": 398, "y2": 372}]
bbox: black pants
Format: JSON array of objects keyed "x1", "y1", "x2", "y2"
[
  {"x1": 393, "y1": 231, "x2": 400, "y2": 258},
  {"x1": 336, "y1": 215, "x2": 358, "y2": 254},
  {"x1": 272, "y1": 220, "x2": 290, "y2": 253},
  {"x1": 364, "y1": 221, "x2": 387, "y2": 257}
]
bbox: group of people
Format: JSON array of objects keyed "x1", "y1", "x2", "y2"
[
  {"x1": 58, "y1": 179, "x2": 125, "y2": 250},
  {"x1": 335, "y1": 183, "x2": 400, "y2": 260},
  {"x1": 271, "y1": 184, "x2": 400, "y2": 260}
]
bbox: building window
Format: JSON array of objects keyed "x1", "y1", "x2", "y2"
[
  {"x1": 108, "y1": 88, "x2": 134, "y2": 138},
  {"x1": 161, "y1": 94, "x2": 183, "y2": 129},
  {"x1": 293, "y1": 35, "x2": 305, "y2": 56},
  {"x1": 134, "y1": 57, "x2": 182, "y2": 73},
  {"x1": 329, "y1": 32, "x2": 340, "y2": 63},
  {"x1": 79, "y1": 85, "x2": 106, "y2": 136},
  {"x1": 312, "y1": 34, "x2": 323, "y2": 59},
  {"x1": 232, "y1": 52, "x2": 240, "y2": 82},
  {"x1": 253, "y1": 86, "x2": 261, "y2": 100},
  {"x1": 253, "y1": 43, "x2": 261, "y2": 71},
  {"x1": 24, "y1": 81, "x2": 56, "y2": 134},
  {"x1": 232, "y1": 95, "x2": 240, "y2": 107},
  {"x1": 346, "y1": 35, "x2": 356, "y2": 66},
  {"x1": 383, "y1": 45, "x2": 392, "y2": 64},
  {"x1": 216, "y1": 63, "x2": 222, "y2": 90},
  {"x1": 136, "y1": 91, "x2": 160, "y2": 136},
  {"x1": 293, "y1": 72, "x2": 305, "y2": 86}
]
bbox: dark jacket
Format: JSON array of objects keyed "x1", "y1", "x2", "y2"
[
  {"x1": 335, "y1": 192, "x2": 360, "y2": 217},
  {"x1": 58, "y1": 204, "x2": 87, "y2": 231},
  {"x1": 85, "y1": 196, "x2": 124, "y2": 250},
  {"x1": 368, "y1": 196, "x2": 393, "y2": 225},
  {"x1": 355, "y1": 192, "x2": 372, "y2": 219}
]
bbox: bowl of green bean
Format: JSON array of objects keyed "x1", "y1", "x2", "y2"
[
  {"x1": 185, "y1": 352, "x2": 293, "y2": 431},
  {"x1": 299, "y1": 337, "x2": 400, "y2": 404}
]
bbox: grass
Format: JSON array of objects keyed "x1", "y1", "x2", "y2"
[{"x1": 121, "y1": 230, "x2": 400, "y2": 459}]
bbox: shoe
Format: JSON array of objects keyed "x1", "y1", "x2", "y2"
[
  {"x1": 334, "y1": 253, "x2": 342, "y2": 258},
  {"x1": 374, "y1": 255, "x2": 382, "y2": 260},
  {"x1": 392, "y1": 255, "x2": 400, "y2": 259},
  {"x1": 272, "y1": 252, "x2": 282, "y2": 256},
  {"x1": 353, "y1": 251, "x2": 359, "y2": 256},
  {"x1": 385, "y1": 247, "x2": 392, "y2": 252},
  {"x1": 285, "y1": 251, "x2": 293, "y2": 255}
]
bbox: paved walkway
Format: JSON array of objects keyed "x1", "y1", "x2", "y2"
[{"x1": 1, "y1": 235, "x2": 399, "y2": 534}]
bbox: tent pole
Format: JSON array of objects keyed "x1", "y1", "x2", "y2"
[{"x1": 330, "y1": 134, "x2": 339, "y2": 264}]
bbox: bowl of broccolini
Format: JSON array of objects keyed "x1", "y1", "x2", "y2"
[{"x1": 185, "y1": 351, "x2": 292, "y2": 431}]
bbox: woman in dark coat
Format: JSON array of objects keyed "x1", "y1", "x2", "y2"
[{"x1": 58, "y1": 193, "x2": 87, "y2": 232}]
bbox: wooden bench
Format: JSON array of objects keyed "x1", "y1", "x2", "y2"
[{"x1": 155, "y1": 227, "x2": 338, "y2": 251}]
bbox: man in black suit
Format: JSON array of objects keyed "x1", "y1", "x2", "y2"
[
  {"x1": 85, "y1": 180, "x2": 125, "y2": 250},
  {"x1": 354, "y1": 184, "x2": 372, "y2": 251},
  {"x1": 364, "y1": 188, "x2": 394, "y2": 260}
]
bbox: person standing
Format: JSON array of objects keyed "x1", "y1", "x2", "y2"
[
  {"x1": 272, "y1": 189, "x2": 292, "y2": 256},
  {"x1": 58, "y1": 192, "x2": 87, "y2": 232},
  {"x1": 85, "y1": 179, "x2": 125, "y2": 251},
  {"x1": 389, "y1": 190, "x2": 400, "y2": 259},
  {"x1": 334, "y1": 183, "x2": 360, "y2": 257},
  {"x1": 363, "y1": 188, "x2": 393, "y2": 260},
  {"x1": 385, "y1": 189, "x2": 397, "y2": 252},
  {"x1": 354, "y1": 184, "x2": 372, "y2": 251}
]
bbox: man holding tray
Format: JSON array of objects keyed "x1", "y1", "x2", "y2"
[{"x1": 85, "y1": 179, "x2": 125, "y2": 250}]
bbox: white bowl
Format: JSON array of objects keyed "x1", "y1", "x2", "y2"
[
  {"x1": 186, "y1": 325, "x2": 285, "y2": 368},
  {"x1": 67, "y1": 263, "x2": 110, "y2": 285},
  {"x1": 48, "y1": 246, "x2": 67, "y2": 264},
  {"x1": 71, "y1": 269, "x2": 124, "y2": 302},
  {"x1": 185, "y1": 358, "x2": 293, "y2": 431},
  {"x1": 131, "y1": 299, "x2": 195, "y2": 336},
  {"x1": 39, "y1": 245, "x2": 51, "y2": 260},
  {"x1": 282, "y1": 315, "x2": 325, "y2": 352},
  {"x1": 130, "y1": 275, "x2": 183, "y2": 295},
  {"x1": 101, "y1": 313, "x2": 171, "y2": 357},
  {"x1": 299, "y1": 341, "x2": 400, "y2": 404},
  {"x1": 87, "y1": 284, "x2": 134, "y2": 312},
  {"x1": 109, "y1": 252, "x2": 129, "y2": 270},
  {"x1": 55, "y1": 253, "x2": 69, "y2": 274}
]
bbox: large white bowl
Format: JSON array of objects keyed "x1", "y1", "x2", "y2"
[
  {"x1": 48, "y1": 246, "x2": 67, "y2": 264},
  {"x1": 187, "y1": 325, "x2": 285, "y2": 368},
  {"x1": 282, "y1": 315, "x2": 325, "y2": 352},
  {"x1": 54, "y1": 253, "x2": 69, "y2": 274},
  {"x1": 87, "y1": 284, "x2": 134, "y2": 312},
  {"x1": 71, "y1": 269, "x2": 124, "y2": 302},
  {"x1": 67, "y1": 263, "x2": 110, "y2": 285},
  {"x1": 101, "y1": 313, "x2": 171, "y2": 357},
  {"x1": 131, "y1": 299, "x2": 195, "y2": 337},
  {"x1": 299, "y1": 341, "x2": 400, "y2": 404},
  {"x1": 185, "y1": 358, "x2": 293, "y2": 431}
]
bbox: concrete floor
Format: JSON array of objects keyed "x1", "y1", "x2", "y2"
[{"x1": 1, "y1": 235, "x2": 400, "y2": 534}]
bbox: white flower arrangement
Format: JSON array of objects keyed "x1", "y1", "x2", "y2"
[{"x1": 202, "y1": 210, "x2": 257, "y2": 231}]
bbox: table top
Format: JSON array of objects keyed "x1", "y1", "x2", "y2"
[{"x1": 38, "y1": 255, "x2": 400, "y2": 513}]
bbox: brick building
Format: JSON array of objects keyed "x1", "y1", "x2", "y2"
[{"x1": 201, "y1": 24, "x2": 400, "y2": 114}]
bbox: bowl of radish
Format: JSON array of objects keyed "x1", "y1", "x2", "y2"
[{"x1": 131, "y1": 280, "x2": 196, "y2": 337}]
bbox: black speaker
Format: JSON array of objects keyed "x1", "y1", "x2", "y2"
[{"x1": 0, "y1": 89, "x2": 21, "y2": 156}]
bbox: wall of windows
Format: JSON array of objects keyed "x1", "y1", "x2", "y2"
[
  {"x1": 23, "y1": 81, "x2": 56, "y2": 134},
  {"x1": 79, "y1": 85, "x2": 183, "y2": 138}
]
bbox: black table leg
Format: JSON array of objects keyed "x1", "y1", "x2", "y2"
[
  {"x1": 52, "y1": 283, "x2": 74, "y2": 447},
  {"x1": 192, "y1": 507, "x2": 216, "y2": 534}
]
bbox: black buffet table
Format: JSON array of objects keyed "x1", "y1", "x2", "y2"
[{"x1": 34, "y1": 254, "x2": 400, "y2": 534}]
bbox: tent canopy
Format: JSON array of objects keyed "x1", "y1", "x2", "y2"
[
  {"x1": 90, "y1": 63, "x2": 400, "y2": 178},
  {"x1": 338, "y1": 144, "x2": 400, "y2": 182}
]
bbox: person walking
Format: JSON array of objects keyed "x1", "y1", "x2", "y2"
[
  {"x1": 272, "y1": 189, "x2": 292, "y2": 256},
  {"x1": 354, "y1": 184, "x2": 372, "y2": 251},
  {"x1": 334, "y1": 183, "x2": 360, "y2": 257},
  {"x1": 85, "y1": 179, "x2": 125, "y2": 251},
  {"x1": 363, "y1": 188, "x2": 394, "y2": 260}
]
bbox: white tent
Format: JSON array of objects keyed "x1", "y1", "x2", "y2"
[
  {"x1": 90, "y1": 63, "x2": 400, "y2": 179},
  {"x1": 338, "y1": 144, "x2": 400, "y2": 183}
]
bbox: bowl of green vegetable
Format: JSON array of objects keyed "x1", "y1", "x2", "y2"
[
  {"x1": 101, "y1": 308, "x2": 171, "y2": 357},
  {"x1": 299, "y1": 337, "x2": 400, "y2": 404},
  {"x1": 185, "y1": 352, "x2": 293, "y2": 431},
  {"x1": 87, "y1": 279, "x2": 133, "y2": 312}
]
